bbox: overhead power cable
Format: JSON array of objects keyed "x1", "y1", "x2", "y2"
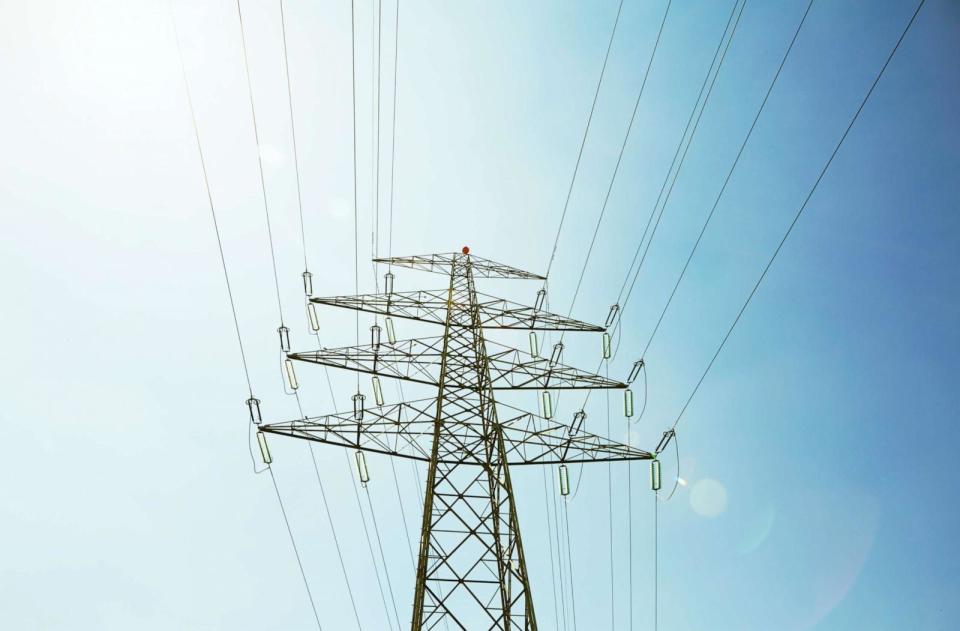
[
  {"x1": 636, "y1": 0, "x2": 815, "y2": 363},
  {"x1": 168, "y1": 2, "x2": 253, "y2": 402},
  {"x1": 351, "y1": 0, "x2": 360, "y2": 374},
  {"x1": 387, "y1": 0, "x2": 400, "y2": 269},
  {"x1": 671, "y1": 0, "x2": 926, "y2": 431},
  {"x1": 543, "y1": 0, "x2": 625, "y2": 282},
  {"x1": 268, "y1": 467, "x2": 325, "y2": 630},
  {"x1": 278, "y1": 0, "x2": 309, "y2": 272},
  {"x1": 235, "y1": 0, "x2": 286, "y2": 326},
  {"x1": 569, "y1": 0, "x2": 744, "y2": 495},
  {"x1": 609, "y1": 0, "x2": 745, "y2": 328},
  {"x1": 565, "y1": 0, "x2": 673, "y2": 322}
]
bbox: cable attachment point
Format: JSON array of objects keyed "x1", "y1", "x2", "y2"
[
  {"x1": 302, "y1": 270, "x2": 313, "y2": 297},
  {"x1": 246, "y1": 396, "x2": 263, "y2": 425},
  {"x1": 533, "y1": 288, "x2": 546, "y2": 312},
  {"x1": 569, "y1": 409, "x2": 587, "y2": 436},
  {"x1": 352, "y1": 391, "x2": 366, "y2": 421},
  {"x1": 549, "y1": 341, "x2": 564, "y2": 367},
  {"x1": 655, "y1": 429, "x2": 675, "y2": 455},
  {"x1": 627, "y1": 358, "x2": 645, "y2": 384},
  {"x1": 278, "y1": 325, "x2": 291, "y2": 352},
  {"x1": 604, "y1": 303, "x2": 620, "y2": 329}
]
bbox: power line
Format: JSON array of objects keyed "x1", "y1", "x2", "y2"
[
  {"x1": 543, "y1": 0, "x2": 625, "y2": 282},
  {"x1": 307, "y1": 444, "x2": 365, "y2": 630},
  {"x1": 387, "y1": 0, "x2": 400, "y2": 268},
  {"x1": 565, "y1": 0, "x2": 673, "y2": 321},
  {"x1": 671, "y1": 0, "x2": 926, "y2": 431},
  {"x1": 278, "y1": 0, "x2": 309, "y2": 271},
  {"x1": 611, "y1": 0, "x2": 745, "y2": 322},
  {"x1": 168, "y1": 1, "x2": 253, "y2": 401},
  {"x1": 568, "y1": 0, "x2": 745, "y2": 486},
  {"x1": 637, "y1": 0, "x2": 815, "y2": 362},
  {"x1": 365, "y1": 487, "x2": 404, "y2": 631},
  {"x1": 235, "y1": 0, "x2": 286, "y2": 326},
  {"x1": 268, "y1": 467, "x2": 324, "y2": 630},
  {"x1": 350, "y1": 0, "x2": 361, "y2": 391}
]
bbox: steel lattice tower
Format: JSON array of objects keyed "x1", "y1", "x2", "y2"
[{"x1": 260, "y1": 250, "x2": 653, "y2": 630}]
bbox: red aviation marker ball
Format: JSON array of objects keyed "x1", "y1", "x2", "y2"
[{"x1": 462, "y1": 246, "x2": 470, "y2": 254}]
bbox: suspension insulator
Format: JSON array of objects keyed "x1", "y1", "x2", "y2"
[
  {"x1": 352, "y1": 392, "x2": 365, "y2": 421},
  {"x1": 256, "y1": 431, "x2": 272, "y2": 465},
  {"x1": 306, "y1": 303, "x2": 320, "y2": 333},
  {"x1": 605, "y1": 303, "x2": 620, "y2": 329},
  {"x1": 384, "y1": 272, "x2": 394, "y2": 295},
  {"x1": 385, "y1": 316, "x2": 397, "y2": 344},
  {"x1": 549, "y1": 342, "x2": 564, "y2": 367},
  {"x1": 355, "y1": 450, "x2": 370, "y2": 485},
  {"x1": 533, "y1": 288, "x2": 546, "y2": 312},
  {"x1": 278, "y1": 325, "x2": 291, "y2": 352},
  {"x1": 569, "y1": 409, "x2": 586, "y2": 436},
  {"x1": 558, "y1": 464, "x2": 570, "y2": 496},
  {"x1": 541, "y1": 390, "x2": 553, "y2": 419},
  {"x1": 529, "y1": 331, "x2": 539, "y2": 357},
  {"x1": 651, "y1": 459, "x2": 662, "y2": 492},
  {"x1": 624, "y1": 388, "x2": 634, "y2": 418},
  {"x1": 302, "y1": 270, "x2": 313, "y2": 297},
  {"x1": 246, "y1": 397, "x2": 262, "y2": 425},
  {"x1": 372, "y1": 376, "x2": 384, "y2": 406},
  {"x1": 283, "y1": 358, "x2": 299, "y2": 391},
  {"x1": 627, "y1": 359, "x2": 645, "y2": 384},
  {"x1": 602, "y1": 332, "x2": 612, "y2": 359},
  {"x1": 370, "y1": 324, "x2": 382, "y2": 350}
]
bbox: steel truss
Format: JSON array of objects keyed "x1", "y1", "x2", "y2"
[{"x1": 262, "y1": 251, "x2": 652, "y2": 630}]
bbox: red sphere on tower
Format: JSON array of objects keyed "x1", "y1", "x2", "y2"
[{"x1": 462, "y1": 246, "x2": 470, "y2": 254}]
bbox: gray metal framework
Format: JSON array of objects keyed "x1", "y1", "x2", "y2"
[{"x1": 262, "y1": 251, "x2": 652, "y2": 630}]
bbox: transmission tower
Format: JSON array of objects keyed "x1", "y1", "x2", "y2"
[{"x1": 258, "y1": 249, "x2": 653, "y2": 630}]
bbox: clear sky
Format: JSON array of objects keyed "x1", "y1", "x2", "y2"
[{"x1": 1, "y1": 0, "x2": 958, "y2": 629}]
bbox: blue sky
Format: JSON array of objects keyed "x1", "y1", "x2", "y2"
[{"x1": 1, "y1": 0, "x2": 958, "y2": 629}]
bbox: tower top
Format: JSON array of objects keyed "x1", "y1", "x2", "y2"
[{"x1": 373, "y1": 252, "x2": 545, "y2": 280}]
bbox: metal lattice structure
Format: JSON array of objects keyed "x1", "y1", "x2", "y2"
[{"x1": 261, "y1": 251, "x2": 653, "y2": 630}]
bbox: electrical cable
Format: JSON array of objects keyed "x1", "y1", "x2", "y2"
[
  {"x1": 351, "y1": 0, "x2": 360, "y2": 389},
  {"x1": 653, "y1": 487, "x2": 659, "y2": 631},
  {"x1": 307, "y1": 444, "x2": 364, "y2": 630},
  {"x1": 671, "y1": 0, "x2": 926, "y2": 432},
  {"x1": 278, "y1": 0, "x2": 309, "y2": 272},
  {"x1": 566, "y1": 0, "x2": 746, "y2": 431},
  {"x1": 387, "y1": 0, "x2": 400, "y2": 271},
  {"x1": 562, "y1": 499, "x2": 578, "y2": 631},
  {"x1": 543, "y1": 0, "x2": 625, "y2": 283},
  {"x1": 321, "y1": 366, "x2": 397, "y2": 631},
  {"x1": 365, "y1": 487, "x2": 404, "y2": 631},
  {"x1": 610, "y1": 0, "x2": 745, "y2": 322},
  {"x1": 606, "y1": 363, "x2": 615, "y2": 631},
  {"x1": 627, "y1": 456, "x2": 633, "y2": 631},
  {"x1": 637, "y1": 0, "x2": 815, "y2": 363},
  {"x1": 268, "y1": 466, "x2": 324, "y2": 630},
  {"x1": 541, "y1": 466, "x2": 563, "y2": 631},
  {"x1": 564, "y1": 0, "x2": 673, "y2": 323},
  {"x1": 169, "y1": 1, "x2": 265, "y2": 477},
  {"x1": 235, "y1": 0, "x2": 286, "y2": 326}
]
